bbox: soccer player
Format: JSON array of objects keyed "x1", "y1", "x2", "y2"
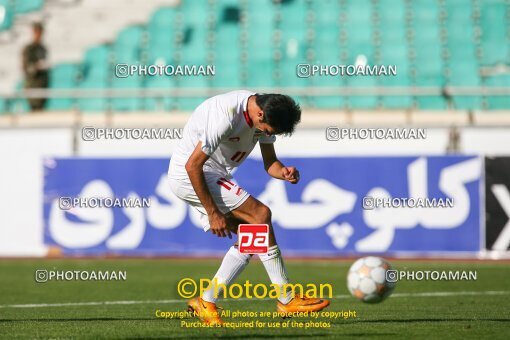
[{"x1": 168, "y1": 90, "x2": 330, "y2": 325}]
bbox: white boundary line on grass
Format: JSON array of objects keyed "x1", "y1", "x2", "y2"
[{"x1": 0, "y1": 290, "x2": 508, "y2": 309}]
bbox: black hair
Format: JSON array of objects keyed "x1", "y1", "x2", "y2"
[
  {"x1": 33, "y1": 22, "x2": 44, "y2": 31},
  {"x1": 255, "y1": 94, "x2": 301, "y2": 135}
]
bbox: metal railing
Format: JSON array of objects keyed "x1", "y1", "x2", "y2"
[
  {"x1": 2, "y1": 86, "x2": 510, "y2": 99},
  {"x1": 1, "y1": 86, "x2": 509, "y2": 115}
]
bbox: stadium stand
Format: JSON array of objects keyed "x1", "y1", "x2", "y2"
[
  {"x1": 0, "y1": 0, "x2": 509, "y2": 113},
  {"x1": 0, "y1": 0, "x2": 44, "y2": 31}
]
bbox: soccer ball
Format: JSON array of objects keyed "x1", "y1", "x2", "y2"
[{"x1": 347, "y1": 256, "x2": 396, "y2": 303}]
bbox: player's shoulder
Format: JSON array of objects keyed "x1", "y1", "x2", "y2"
[
  {"x1": 213, "y1": 90, "x2": 256, "y2": 105},
  {"x1": 198, "y1": 90, "x2": 255, "y2": 121}
]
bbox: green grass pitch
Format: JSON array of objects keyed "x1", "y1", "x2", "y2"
[{"x1": 0, "y1": 259, "x2": 509, "y2": 339}]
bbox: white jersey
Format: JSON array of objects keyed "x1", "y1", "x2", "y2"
[{"x1": 169, "y1": 90, "x2": 276, "y2": 179}]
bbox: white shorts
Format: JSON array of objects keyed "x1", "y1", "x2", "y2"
[{"x1": 168, "y1": 172, "x2": 250, "y2": 231}]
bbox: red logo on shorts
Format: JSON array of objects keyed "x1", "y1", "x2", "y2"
[{"x1": 238, "y1": 224, "x2": 269, "y2": 254}]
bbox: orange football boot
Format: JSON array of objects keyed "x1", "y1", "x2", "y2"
[
  {"x1": 277, "y1": 296, "x2": 330, "y2": 315},
  {"x1": 187, "y1": 297, "x2": 224, "y2": 325}
]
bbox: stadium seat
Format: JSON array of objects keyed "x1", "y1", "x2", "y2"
[
  {"x1": 409, "y1": 0, "x2": 447, "y2": 109},
  {"x1": 343, "y1": 0, "x2": 377, "y2": 108},
  {"x1": 308, "y1": 0, "x2": 346, "y2": 108},
  {"x1": 212, "y1": 0, "x2": 242, "y2": 88},
  {"x1": 277, "y1": 0, "x2": 311, "y2": 105},
  {"x1": 8, "y1": 81, "x2": 30, "y2": 113},
  {"x1": 442, "y1": 0, "x2": 482, "y2": 109},
  {"x1": 0, "y1": 98, "x2": 7, "y2": 114},
  {"x1": 141, "y1": 7, "x2": 179, "y2": 110},
  {"x1": 376, "y1": 0, "x2": 412, "y2": 108},
  {"x1": 478, "y1": 0, "x2": 509, "y2": 65},
  {"x1": 0, "y1": 0, "x2": 43, "y2": 32},
  {"x1": 14, "y1": 0, "x2": 509, "y2": 112},
  {"x1": 114, "y1": 25, "x2": 143, "y2": 64},
  {"x1": 146, "y1": 7, "x2": 177, "y2": 64},
  {"x1": 13, "y1": 0, "x2": 43, "y2": 14},
  {"x1": 243, "y1": 0, "x2": 277, "y2": 87},
  {"x1": 0, "y1": 0, "x2": 14, "y2": 31},
  {"x1": 78, "y1": 45, "x2": 112, "y2": 112},
  {"x1": 173, "y1": 1, "x2": 212, "y2": 110},
  {"x1": 46, "y1": 63, "x2": 80, "y2": 110},
  {"x1": 111, "y1": 25, "x2": 144, "y2": 111},
  {"x1": 485, "y1": 75, "x2": 510, "y2": 109}
]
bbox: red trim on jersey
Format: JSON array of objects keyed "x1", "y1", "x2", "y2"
[
  {"x1": 236, "y1": 187, "x2": 243, "y2": 196},
  {"x1": 231, "y1": 151, "x2": 241, "y2": 161},
  {"x1": 220, "y1": 177, "x2": 235, "y2": 186},
  {"x1": 243, "y1": 111, "x2": 253, "y2": 128},
  {"x1": 236, "y1": 152, "x2": 246, "y2": 162},
  {"x1": 217, "y1": 180, "x2": 231, "y2": 190}
]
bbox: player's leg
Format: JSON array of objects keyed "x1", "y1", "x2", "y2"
[
  {"x1": 200, "y1": 214, "x2": 251, "y2": 304},
  {"x1": 170, "y1": 175, "x2": 254, "y2": 324},
  {"x1": 231, "y1": 196, "x2": 330, "y2": 312}
]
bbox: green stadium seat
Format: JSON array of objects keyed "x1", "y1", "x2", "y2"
[
  {"x1": 9, "y1": 81, "x2": 30, "y2": 113},
  {"x1": 111, "y1": 77, "x2": 143, "y2": 112},
  {"x1": 378, "y1": 48, "x2": 412, "y2": 108},
  {"x1": 311, "y1": 0, "x2": 341, "y2": 63},
  {"x1": 0, "y1": 0, "x2": 44, "y2": 31},
  {"x1": 485, "y1": 75, "x2": 510, "y2": 109},
  {"x1": 143, "y1": 75, "x2": 175, "y2": 111},
  {"x1": 347, "y1": 75, "x2": 378, "y2": 109},
  {"x1": 277, "y1": 0, "x2": 310, "y2": 105},
  {"x1": 310, "y1": 74, "x2": 346, "y2": 109},
  {"x1": 310, "y1": 0, "x2": 340, "y2": 24},
  {"x1": 78, "y1": 45, "x2": 112, "y2": 112},
  {"x1": 378, "y1": 0, "x2": 406, "y2": 41},
  {"x1": 46, "y1": 63, "x2": 79, "y2": 110},
  {"x1": 449, "y1": 59, "x2": 481, "y2": 110},
  {"x1": 479, "y1": 1, "x2": 509, "y2": 65},
  {"x1": 150, "y1": 6, "x2": 177, "y2": 29},
  {"x1": 376, "y1": 0, "x2": 412, "y2": 108},
  {"x1": 213, "y1": 0, "x2": 242, "y2": 88},
  {"x1": 243, "y1": 0, "x2": 276, "y2": 87},
  {"x1": 14, "y1": 0, "x2": 43, "y2": 14},
  {"x1": 309, "y1": 1, "x2": 346, "y2": 108},
  {"x1": 114, "y1": 25, "x2": 143, "y2": 64},
  {"x1": 172, "y1": 1, "x2": 212, "y2": 110},
  {"x1": 378, "y1": 0, "x2": 406, "y2": 18},
  {"x1": 410, "y1": 0, "x2": 441, "y2": 48},
  {"x1": 345, "y1": 0, "x2": 375, "y2": 63},
  {"x1": 111, "y1": 25, "x2": 144, "y2": 111},
  {"x1": 342, "y1": 0, "x2": 376, "y2": 108},
  {"x1": 279, "y1": 0, "x2": 308, "y2": 25},
  {"x1": 246, "y1": 61, "x2": 276, "y2": 87},
  {"x1": 147, "y1": 7, "x2": 177, "y2": 63},
  {"x1": 9, "y1": 0, "x2": 509, "y2": 112},
  {"x1": 0, "y1": 0, "x2": 14, "y2": 31},
  {"x1": 0, "y1": 98, "x2": 6, "y2": 114}
]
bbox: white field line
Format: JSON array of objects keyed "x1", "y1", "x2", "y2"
[{"x1": 0, "y1": 290, "x2": 508, "y2": 309}]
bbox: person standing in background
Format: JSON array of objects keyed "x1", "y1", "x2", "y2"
[{"x1": 22, "y1": 22, "x2": 48, "y2": 111}]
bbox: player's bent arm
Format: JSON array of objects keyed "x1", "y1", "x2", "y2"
[
  {"x1": 185, "y1": 142, "x2": 232, "y2": 238},
  {"x1": 260, "y1": 143, "x2": 285, "y2": 179},
  {"x1": 260, "y1": 143, "x2": 300, "y2": 184}
]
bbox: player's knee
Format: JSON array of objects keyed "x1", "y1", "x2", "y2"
[{"x1": 255, "y1": 204, "x2": 272, "y2": 224}]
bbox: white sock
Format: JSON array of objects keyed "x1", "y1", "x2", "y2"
[
  {"x1": 202, "y1": 246, "x2": 251, "y2": 303},
  {"x1": 258, "y1": 245, "x2": 292, "y2": 304}
]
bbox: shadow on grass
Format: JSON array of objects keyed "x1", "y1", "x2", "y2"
[
  {"x1": 123, "y1": 335, "x2": 334, "y2": 339},
  {"x1": 0, "y1": 317, "x2": 157, "y2": 322},
  {"x1": 333, "y1": 318, "x2": 510, "y2": 324}
]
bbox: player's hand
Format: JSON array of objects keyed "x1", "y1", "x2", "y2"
[
  {"x1": 209, "y1": 211, "x2": 232, "y2": 239},
  {"x1": 282, "y1": 166, "x2": 300, "y2": 184}
]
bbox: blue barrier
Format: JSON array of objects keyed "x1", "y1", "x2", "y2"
[{"x1": 43, "y1": 156, "x2": 482, "y2": 256}]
